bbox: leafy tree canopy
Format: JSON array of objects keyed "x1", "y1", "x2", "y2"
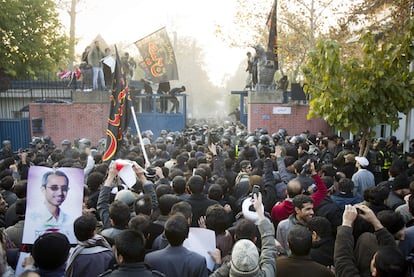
[
  {"x1": 303, "y1": 17, "x2": 414, "y2": 155},
  {"x1": 0, "y1": 0, "x2": 69, "y2": 78}
]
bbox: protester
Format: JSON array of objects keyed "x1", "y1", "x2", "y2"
[
  {"x1": 5, "y1": 125, "x2": 414, "y2": 277},
  {"x1": 88, "y1": 41, "x2": 106, "y2": 91}
]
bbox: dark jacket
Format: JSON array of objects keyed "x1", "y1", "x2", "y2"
[
  {"x1": 330, "y1": 194, "x2": 362, "y2": 210},
  {"x1": 103, "y1": 262, "x2": 164, "y2": 277},
  {"x1": 310, "y1": 237, "x2": 335, "y2": 267},
  {"x1": 334, "y1": 225, "x2": 396, "y2": 277},
  {"x1": 144, "y1": 245, "x2": 208, "y2": 277},
  {"x1": 314, "y1": 196, "x2": 343, "y2": 229},
  {"x1": 185, "y1": 194, "x2": 218, "y2": 227},
  {"x1": 276, "y1": 255, "x2": 335, "y2": 277}
]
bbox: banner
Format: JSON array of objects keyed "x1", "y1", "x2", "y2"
[
  {"x1": 267, "y1": 0, "x2": 278, "y2": 70},
  {"x1": 135, "y1": 27, "x2": 179, "y2": 82},
  {"x1": 102, "y1": 46, "x2": 132, "y2": 161}
]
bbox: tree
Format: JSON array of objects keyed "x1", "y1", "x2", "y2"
[
  {"x1": 216, "y1": 0, "x2": 344, "y2": 82},
  {"x1": 302, "y1": 18, "x2": 414, "y2": 156},
  {"x1": 0, "y1": 0, "x2": 68, "y2": 78},
  {"x1": 329, "y1": 0, "x2": 413, "y2": 62}
]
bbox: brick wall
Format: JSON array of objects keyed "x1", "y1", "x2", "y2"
[
  {"x1": 248, "y1": 103, "x2": 330, "y2": 136},
  {"x1": 29, "y1": 103, "x2": 109, "y2": 146}
]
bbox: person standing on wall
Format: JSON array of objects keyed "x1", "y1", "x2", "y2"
[
  {"x1": 168, "y1": 86, "x2": 186, "y2": 113},
  {"x1": 88, "y1": 41, "x2": 106, "y2": 91}
]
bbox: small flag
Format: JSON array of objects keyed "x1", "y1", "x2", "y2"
[
  {"x1": 267, "y1": 0, "x2": 278, "y2": 70},
  {"x1": 135, "y1": 27, "x2": 179, "y2": 82},
  {"x1": 114, "y1": 159, "x2": 136, "y2": 187},
  {"x1": 102, "y1": 46, "x2": 132, "y2": 162}
]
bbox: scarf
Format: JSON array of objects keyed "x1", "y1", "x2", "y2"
[{"x1": 65, "y1": 234, "x2": 111, "y2": 277}]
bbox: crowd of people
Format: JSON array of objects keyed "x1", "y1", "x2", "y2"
[{"x1": 0, "y1": 124, "x2": 414, "y2": 276}]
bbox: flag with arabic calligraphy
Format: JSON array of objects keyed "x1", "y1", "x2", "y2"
[
  {"x1": 102, "y1": 46, "x2": 131, "y2": 162},
  {"x1": 267, "y1": 0, "x2": 278, "y2": 70},
  {"x1": 135, "y1": 27, "x2": 179, "y2": 82}
]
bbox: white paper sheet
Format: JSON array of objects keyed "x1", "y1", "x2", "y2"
[{"x1": 183, "y1": 227, "x2": 216, "y2": 271}]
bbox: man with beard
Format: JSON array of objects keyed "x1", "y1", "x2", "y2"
[{"x1": 276, "y1": 194, "x2": 314, "y2": 255}]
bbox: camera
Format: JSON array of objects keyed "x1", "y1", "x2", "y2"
[
  {"x1": 301, "y1": 162, "x2": 312, "y2": 175},
  {"x1": 252, "y1": 185, "x2": 260, "y2": 197},
  {"x1": 145, "y1": 168, "x2": 157, "y2": 180}
]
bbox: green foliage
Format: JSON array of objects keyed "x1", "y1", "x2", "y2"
[
  {"x1": 303, "y1": 17, "x2": 414, "y2": 154},
  {"x1": 0, "y1": 0, "x2": 69, "y2": 78}
]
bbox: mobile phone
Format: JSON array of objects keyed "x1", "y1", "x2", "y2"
[{"x1": 252, "y1": 185, "x2": 260, "y2": 197}]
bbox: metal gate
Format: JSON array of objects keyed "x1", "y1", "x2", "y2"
[{"x1": 0, "y1": 118, "x2": 31, "y2": 152}]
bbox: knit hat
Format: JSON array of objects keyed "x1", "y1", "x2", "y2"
[
  {"x1": 230, "y1": 239, "x2": 259, "y2": 276},
  {"x1": 32, "y1": 232, "x2": 70, "y2": 270},
  {"x1": 392, "y1": 174, "x2": 409, "y2": 191}
]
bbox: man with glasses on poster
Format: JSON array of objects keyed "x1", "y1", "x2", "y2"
[{"x1": 31, "y1": 170, "x2": 72, "y2": 235}]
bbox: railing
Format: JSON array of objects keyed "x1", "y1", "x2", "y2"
[
  {"x1": 0, "y1": 73, "x2": 75, "y2": 119},
  {"x1": 131, "y1": 93, "x2": 187, "y2": 114}
]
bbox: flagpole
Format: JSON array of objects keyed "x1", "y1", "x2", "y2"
[{"x1": 130, "y1": 106, "x2": 150, "y2": 168}]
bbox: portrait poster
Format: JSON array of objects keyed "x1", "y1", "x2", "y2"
[{"x1": 22, "y1": 166, "x2": 84, "y2": 244}]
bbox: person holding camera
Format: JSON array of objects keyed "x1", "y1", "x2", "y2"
[
  {"x1": 334, "y1": 204, "x2": 408, "y2": 277},
  {"x1": 209, "y1": 192, "x2": 277, "y2": 277}
]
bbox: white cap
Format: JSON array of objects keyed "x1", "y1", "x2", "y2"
[{"x1": 355, "y1": 156, "x2": 369, "y2": 167}]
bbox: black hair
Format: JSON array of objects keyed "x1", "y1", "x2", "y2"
[
  {"x1": 188, "y1": 175, "x2": 204, "y2": 194},
  {"x1": 224, "y1": 158, "x2": 234, "y2": 170},
  {"x1": 164, "y1": 214, "x2": 189, "y2": 246},
  {"x1": 284, "y1": 156, "x2": 297, "y2": 167},
  {"x1": 115, "y1": 230, "x2": 146, "y2": 263},
  {"x1": 128, "y1": 214, "x2": 151, "y2": 237},
  {"x1": 320, "y1": 164, "x2": 336, "y2": 177},
  {"x1": 206, "y1": 204, "x2": 228, "y2": 235},
  {"x1": 307, "y1": 216, "x2": 333, "y2": 238},
  {"x1": 109, "y1": 201, "x2": 130, "y2": 228},
  {"x1": 298, "y1": 142, "x2": 309, "y2": 152},
  {"x1": 170, "y1": 201, "x2": 192, "y2": 221},
  {"x1": 208, "y1": 184, "x2": 223, "y2": 201},
  {"x1": 194, "y1": 167, "x2": 207, "y2": 181},
  {"x1": 287, "y1": 225, "x2": 312, "y2": 256},
  {"x1": 172, "y1": 176, "x2": 187, "y2": 194},
  {"x1": 235, "y1": 219, "x2": 257, "y2": 241},
  {"x1": 198, "y1": 164, "x2": 212, "y2": 179},
  {"x1": 86, "y1": 172, "x2": 104, "y2": 192},
  {"x1": 293, "y1": 160, "x2": 305, "y2": 173},
  {"x1": 15, "y1": 197, "x2": 26, "y2": 217},
  {"x1": 155, "y1": 184, "x2": 173, "y2": 199},
  {"x1": 363, "y1": 185, "x2": 390, "y2": 206},
  {"x1": 134, "y1": 194, "x2": 152, "y2": 216},
  {"x1": 14, "y1": 180, "x2": 27, "y2": 198},
  {"x1": 74, "y1": 214, "x2": 97, "y2": 241},
  {"x1": 186, "y1": 158, "x2": 198, "y2": 171},
  {"x1": 292, "y1": 194, "x2": 313, "y2": 210},
  {"x1": 0, "y1": 176, "x2": 14, "y2": 190},
  {"x1": 216, "y1": 177, "x2": 230, "y2": 194},
  {"x1": 374, "y1": 246, "x2": 408, "y2": 277},
  {"x1": 169, "y1": 168, "x2": 184, "y2": 180},
  {"x1": 321, "y1": 176, "x2": 334, "y2": 190},
  {"x1": 338, "y1": 178, "x2": 354, "y2": 193},
  {"x1": 377, "y1": 210, "x2": 405, "y2": 235},
  {"x1": 158, "y1": 194, "x2": 181, "y2": 216}
]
